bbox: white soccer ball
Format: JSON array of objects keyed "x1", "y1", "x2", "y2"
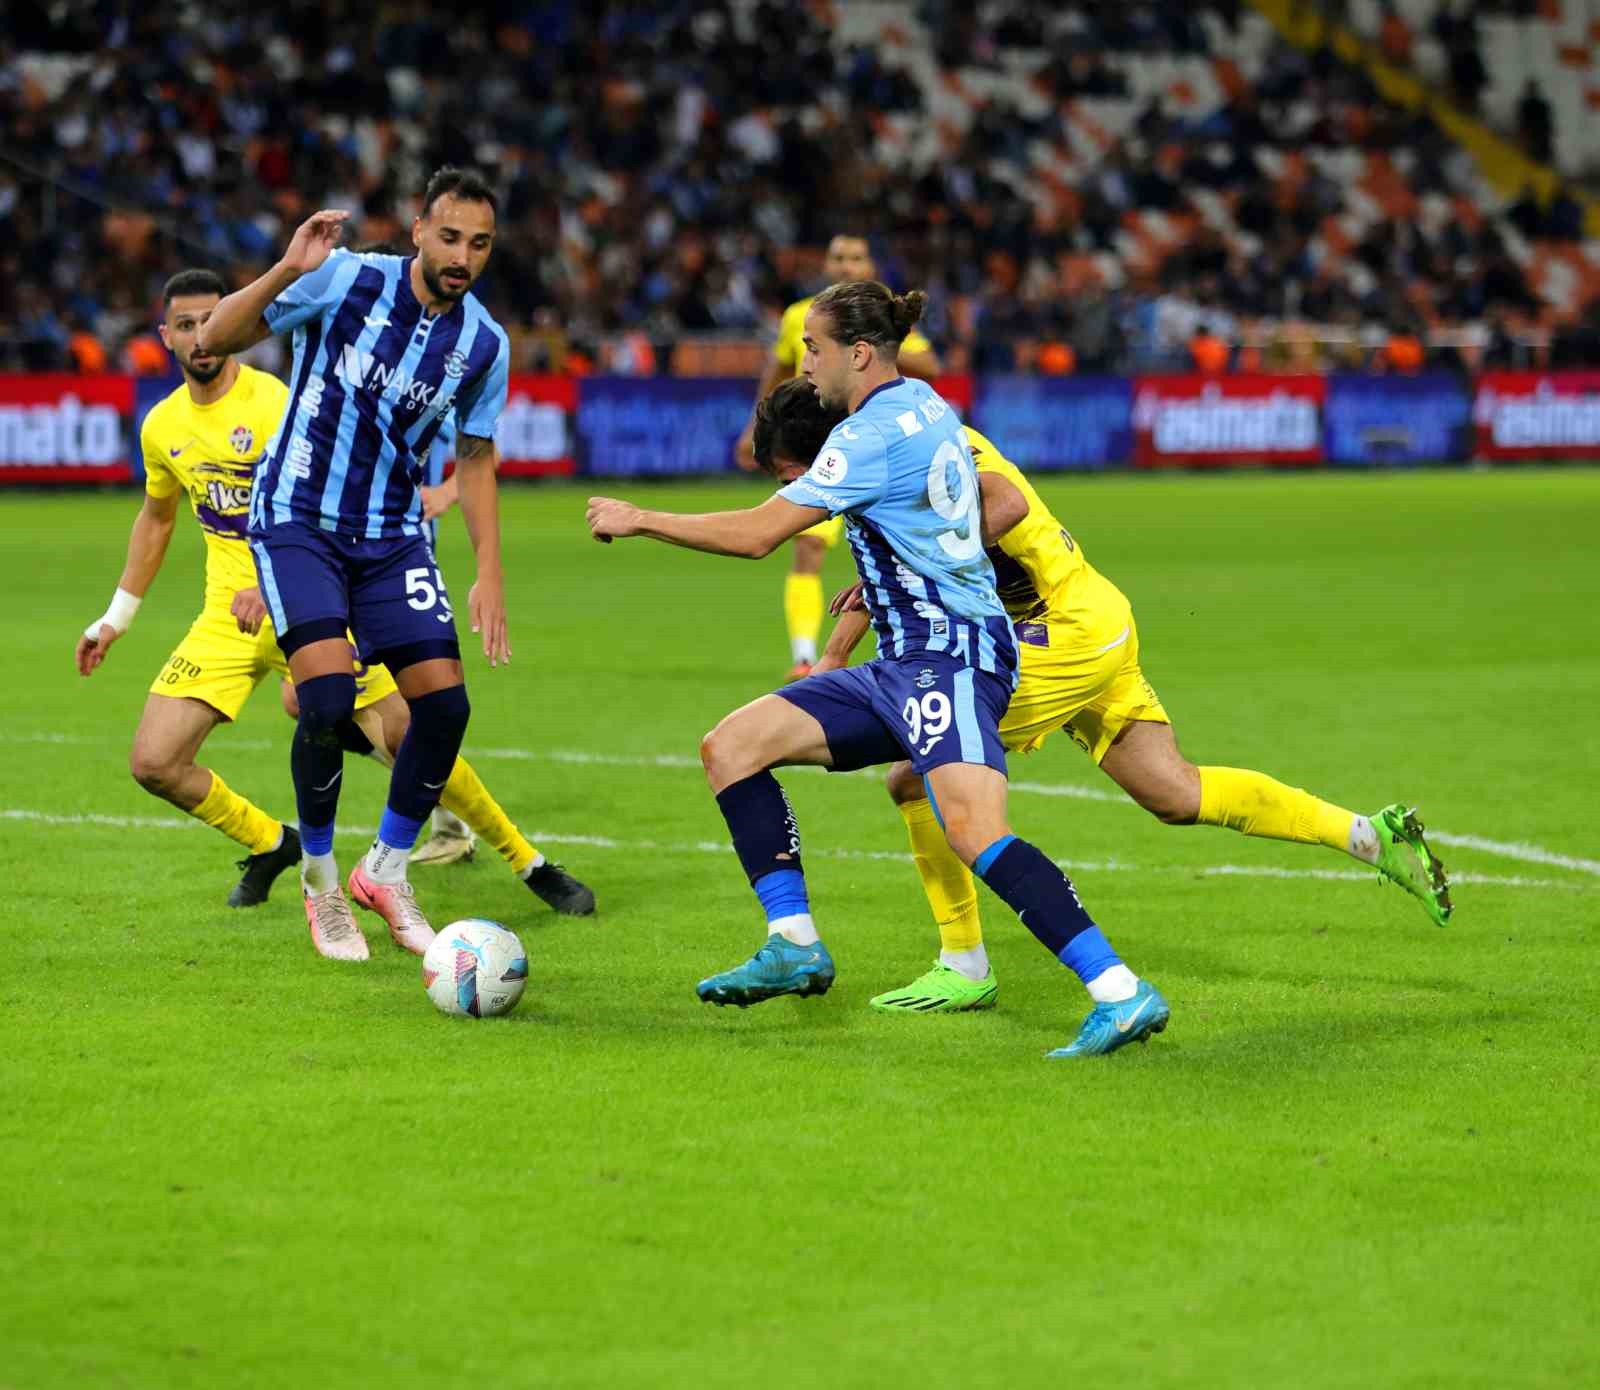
[{"x1": 422, "y1": 919, "x2": 528, "y2": 1018}]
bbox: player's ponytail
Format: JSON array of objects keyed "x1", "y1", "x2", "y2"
[{"x1": 813, "y1": 279, "x2": 929, "y2": 357}]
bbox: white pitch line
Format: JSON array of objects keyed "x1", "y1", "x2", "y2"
[
  {"x1": 0, "y1": 808, "x2": 1581, "y2": 892},
  {"x1": 6, "y1": 732, "x2": 1594, "y2": 877}
]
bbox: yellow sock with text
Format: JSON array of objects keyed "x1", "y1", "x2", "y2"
[{"x1": 784, "y1": 572, "x2": 824, "y2": 664}]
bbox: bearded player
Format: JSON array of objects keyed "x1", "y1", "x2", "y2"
[
  {"x1": 76, "y1": 269, "x2": 593, "y2": 952},
  {"x1": 194, "y1": 168, "x2": 569, "y2": 955},
  {"x1": 736, "y1": 234, "x2": 942, "y2": 679}
]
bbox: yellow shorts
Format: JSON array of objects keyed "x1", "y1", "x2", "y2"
[
  {"x1": 1000, "y1": 576, "x2": 1169, "y2": 764},
  {"x1": 150, "y1": 602, "x2": 399, "y2": 722},
  {"x1": 798, "y1": 515, "x2": 846, "y2": 547}
]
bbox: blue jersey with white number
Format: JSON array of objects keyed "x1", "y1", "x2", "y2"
[
  {"x1": 780, "y1": 377, "x2": 1016, "y2": 681},
  {"x1": 250, "y1": 249, "x2": 509, "y2": 541}
]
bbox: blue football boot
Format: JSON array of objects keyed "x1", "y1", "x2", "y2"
[
  {"x1": 1046, "y1": 980, "x2": 1170, "y2": 1058},
  {"x1": 696, "y1": 934, "x2": 836, "y2": 1007}
]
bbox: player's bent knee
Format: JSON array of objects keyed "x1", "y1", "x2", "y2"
[
  {"x1": 408, "y1": 683, "x2": 471, "y2": 745},
  {"x1": 295, "y1": 672, "x2": 358, "y2": 738},
  {"x1": 129, "y1": 746, "x2": 182, "y2": 799},
  {"x1": 884, "y1": 760, "x2": 922, "y2": 805}
]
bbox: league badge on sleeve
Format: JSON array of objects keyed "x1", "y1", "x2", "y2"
[{"x1": 811, "y1": 448, "x2": 849, "y2": 487}]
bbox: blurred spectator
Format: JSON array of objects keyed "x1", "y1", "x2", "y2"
[
  {"x1": 1517, "y1": 80, "x2": 1555, "y2": 164},
  {"x1": 1189, "y1": 325, "x2": 1231, "y2": 374}
]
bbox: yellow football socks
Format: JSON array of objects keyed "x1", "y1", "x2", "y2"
[
  {"x1": 1197, "y1": 766, "x2": 1356, "y2": 852},
  {"x1": 438, "y1": 755, "x2": 541, "y2": 874},
  {"x1": 899, "y1": 796, "x2": 985, "y2": 952},
  {"x1": 784, "y1": 571, "x2": 824, "y2": 661},
  {"x1": 192, "y1": 771, "x2": 283, "y2": 855}
]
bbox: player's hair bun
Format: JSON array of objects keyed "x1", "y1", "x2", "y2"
[{"x1": 891, "y1": 290, "x2": 927, "y2": 337}]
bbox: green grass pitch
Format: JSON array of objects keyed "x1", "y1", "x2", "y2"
[{"x1": 0, "y1": 468, "x2": 1594, "y2": 1389}]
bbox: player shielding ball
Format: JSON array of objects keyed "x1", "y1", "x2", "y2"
[
  {"x1": 75, "y1": 269, "x2": 593, "y2": 946},
  {"x1": 589, "y1": 281, "x2": 1168, "y2": 1058},
  {"x1": 196, "y1": 167, "x2": 584, "y2": 956},
  {"x1": 749, "y1": 381, "x2": 1451, "y2": 1012},
  {"x1": 735, "y1": 234, "x2": 941, "y2": 680}
]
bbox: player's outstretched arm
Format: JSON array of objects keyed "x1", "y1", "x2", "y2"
[
  {"x1": 812, "y1": 606, "x2": 873, "y2": 675},
  {"x1": 979, "y1": 472, "x2": 1028, "y2": 545},
  {"x1": 585, "y1": 494, "x2": 827, "y2": 559},
  {"x1": 76, "y1": 492, "x2": 180, "y2": 676},
  {"x1": 196, "y1": 209, "x2": 350, "y2": 356},
  {"x1": 455, "y1": 432, "x2": 510, "y2": 668}
]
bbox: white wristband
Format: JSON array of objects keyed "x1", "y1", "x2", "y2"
[{"x1": 85, "y1": 587, "x2": 141, "y2": 641}]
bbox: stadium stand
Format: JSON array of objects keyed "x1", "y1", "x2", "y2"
[{"x1": 3, "y1": 0, "x2": 1599, "y2": 374}]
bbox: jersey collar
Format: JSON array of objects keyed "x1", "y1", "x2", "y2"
[{"x1": 854, "y1": 377, "x2": 907, "y2": 412}]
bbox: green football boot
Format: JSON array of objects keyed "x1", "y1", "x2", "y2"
[
  {"x1": 869, "y1": 961, "x2": 998, "y2": 1013},
  {"x1": 1372, "y1": 804, "x2": 1453, "y2": 927}
]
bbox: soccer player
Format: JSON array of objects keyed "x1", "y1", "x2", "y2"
[
  {"x1": 735, "y1": 234, "x2": 941, "y2": 680},
  {"x1": 75, "y1": 269, "x2": 592, "y2": 952},
  {"x1": 747, "y1": 383, "x2": 1453, "y2": 1013},
  {"x1": 195, "y1": 167, "x2": 522, "y2": 955},
  {"x1": 588, "y1": 281, "x2": 1168, "y2": 1058}
]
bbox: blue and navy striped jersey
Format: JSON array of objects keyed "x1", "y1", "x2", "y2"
[
  {"x1": 780, "y1": 377, "x2": 1017, "y2": 683},
  {"x1": 250, "y1": 249, "x2": 510, "y2": 540}
]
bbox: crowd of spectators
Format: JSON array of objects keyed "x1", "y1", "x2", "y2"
[{"x1": 2, "y1": 0, "x2": 1596, "y2": 379}]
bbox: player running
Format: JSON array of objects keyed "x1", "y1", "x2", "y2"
[
  {"x1": 195, "y1": 167, "x2": 549, "y2": 956},
  {"x1": 589, "y1": 281, "x2": 1167, "y2": 1058},
  {"x1": 75, "y1": 268, "x2": 592, "y2": 952},
  {"x1": 734, "y1": 234, "x2": 941, "y2": 680},
  {"x1": 747, "y1": 380, "x2": 1451, "y2": 1013}
]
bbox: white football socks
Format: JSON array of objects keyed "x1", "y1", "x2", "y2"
[
  {"x1": 431, "y1": 805, "x2": 470, "y2": 837},
  {"x1": 1085, "y1": 964, "x2": 1140, "y2": 1004},
  {"x1": 302, "y1": 851, "x2": 338, "y2": 896},
  {"x1": 769, "y1": 913, "x2": 819, "y2": 946},
  {"x1": 363, "y1": 839, "x2": 409, "y2": 885},
  {"x1": 1348, "y1": 814, "x2": 1381, "y2": 865},
  {"x1": 516, "y1": 852, "x2": 549, "y2": 880},
  {"x1": 940, "y1": 944, "x2": 991, "y2": 982}
]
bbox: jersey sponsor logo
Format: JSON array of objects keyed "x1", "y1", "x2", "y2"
[
  {"x1": 230, "y1": 425, "x2": 254, "y2": 456},
  {"x1": 335, "y1": 344, "x2": 447, "y2": 412},
  {"x1": 202, "y1": 478, "x2": 252, "y2": 514},
  {"x1": 810, "y1": 448, "x2": 849, "y2": 486}
]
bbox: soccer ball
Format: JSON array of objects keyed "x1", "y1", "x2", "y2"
[{"x1": 422, "y1": 919, "x2": 528, "y2": 1018}]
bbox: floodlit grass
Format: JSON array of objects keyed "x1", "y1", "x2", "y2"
[{"x1": 1, "y1": 468, "x2": 1594, "y2": 1389}]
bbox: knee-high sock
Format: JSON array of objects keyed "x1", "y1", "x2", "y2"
[
  {"x1": 899, "y1": 797, "x2": 983, "y2": 952},
  {"x1": 377, "y1": 685, "x2": 471, "y2": 858},
  {"x1": 714, "y1": 771, "x2": 815, "y2": 942},
  {"x1": 1197, "y1": 766, "x2": 1356, "y2": 852},
  {"x1": 784, "y1": 572, "x2": 824, "y2": 663},
  {"x1": 437, "y1": 754, "x2": 540, "y2": 874},
  {"x1": 192, "y1": 771, "x2": 282, "y2": 855},
  {"x1": 291, "y1": 673, "x2": 357, "y2": 855},
  {"x1": 974, "y1": 835, "x2": 1130, "y2": 996}
]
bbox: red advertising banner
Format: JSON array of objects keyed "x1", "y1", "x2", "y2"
[
  {"x1": 1131, "y1": 374, "x2": 1325, "y2": 467},
  {"x1": 933, "y1": 373, "x2": 974, "y2": 415},
  {"x1": 1472, "y1": 371, "x2": 1600, "y2": 460},
  {"x1": 0, "y1": 374, "x2": 135, "y2": 483},
  {"x1": 498, "y1": 374, "x2": 577, "y2": 477}
]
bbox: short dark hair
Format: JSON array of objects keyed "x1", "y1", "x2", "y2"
[
  {"x1": 351, "y1": 241, "x2": 402, "y2": 255},
  {"x1": 162, "y1": 268, "x2": 227, "y2": 309},
  {"x1": 420, "y1": 166, "x2": 498, "y2": 219},
  {"x1": 810, "y1": 280, "x2": 927, "y2": 355},
  {"x1": 752, "y1": 378, "x2": 845, "y2": 475}
]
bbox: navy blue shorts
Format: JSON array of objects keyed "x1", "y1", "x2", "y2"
[
  {"x1": 778, "y1": 654, "x2": 1012, "y2": 776},
  {"x1": 250, "y1": 521, "x2": 459, "y2": 670}
]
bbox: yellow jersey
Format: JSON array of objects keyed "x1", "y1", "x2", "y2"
[
  {"x1": 964, "y1": 426, "x2": 1095, "y2": 626},
  {"x1": 773, "y1": 295, "x2": 935, "y2": 374},
  {"x1": 141, "y1": 365, "x2": 288, "y2": 606}
]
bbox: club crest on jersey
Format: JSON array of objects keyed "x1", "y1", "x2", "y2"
[
  {"x1": 915, "y1": 667, "x2": 937, "y2": 690},
  {"x1": 810, "y1": 448, "x2": 849, "y2": 487},
  {"x1": 230, "y1": 425, "x2": 254, "y2": 456},
  {"x1": 443, "y1": 351, "x2": 468, "y2": 379}
]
